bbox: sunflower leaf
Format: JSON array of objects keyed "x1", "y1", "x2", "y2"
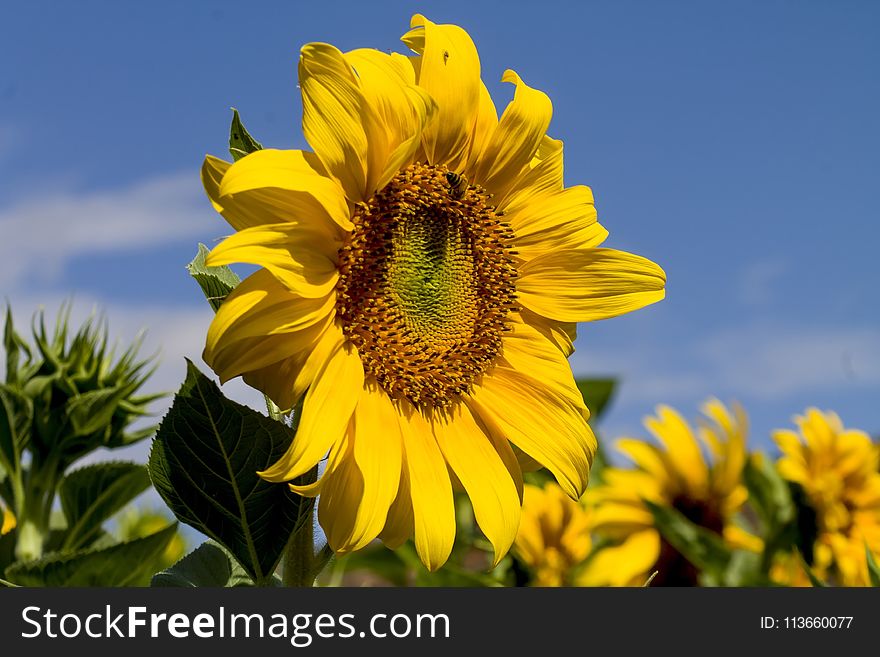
[
  {"x1": 229, "y1": 108, "x2": 263, "y2": 162},
  {"x1": 4, "y1": 524, "x2": 178, "y2": 586},
  {"x1": 575, "y1": 378, "x2": 616, "y2": 421},
  {"x1": 743, "y1": 454, "x2": 795, "y2": 532},
  {"x1": 645, "y1": 499, "x2": 732, "y2": 580},
  {"x1": 148, "y1": 360, "x2": 308, "y2": 585},
  {"x1": 151, "y1": 540, "x2": 279, "y2": 587},
  {"x1": 187, "y1": 243, "x2": 241, "y2": 312},
  {"x1": 58, "y1": 462, "x2": 151, "y2": 551}
]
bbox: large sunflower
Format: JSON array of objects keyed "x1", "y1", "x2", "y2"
[
  {"x1": 582, "y1": 400, "x2": 757, "y2": 586},
  {"x1": 773, "y1": 408, "x2": 880, "y2": 586},
  {"x1": 199, "y1": 14, "x2": 665, "y2": 570}
]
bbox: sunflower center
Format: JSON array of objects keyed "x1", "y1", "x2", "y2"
[{"x1": 336, "y1": 162, "x2": 518, "y2": 408}]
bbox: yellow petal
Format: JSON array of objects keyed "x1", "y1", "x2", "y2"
[
  {"x1": 508, "y1": 186, "x2": 608, "y2": 259},
  {"x1": 258, "y1": 340, "x2": 363, "y2": 482},
  {"x1": 379, "y1": 462, "x2": 414, "y2": 549},
  {"x1": 402, "y1": 14, "x2": 481, "y2": 171},
  {"x1": 485, "y1": 424, "x2": 524, "y2": 503},
  {"x1": 773, "y1": 429, "x2": 805, "y2": 461},
  {"x1": 206, "y1": 222, "x2": 340, "y2": 298},
  {"x1": 237, "y1": 317, "x2": 338, "y2": 412},
  {"x1": 299, "y1": 43, "x2": 385, "y2": 202},
  {"x1": 339, "y1": 381, "x2": 404, "y2": 550},
  {"x1": 576, "y1": 529, "x2": 660, "y2": 587},
  {"x1": 500, "y1": 135, "x2": 564, "y2": 212},
  {"x1": 516, "y1": 247, "x2": 666, "y2": 322},
  {"x1": 474, "y1": 70, "x2": 552, "y2": 199},
  {"x1": 520, "y1": 308, "x2": 577, "y2": 358},
  {"x1": 204, "y1": 268, "x2": 334, "y2": 359},
  {"x1": 288, "y1": 432, "x2": 347, "y2": 497},
  {"x1": 344, "y1": 49, "x2": 437, "y2": 191},
  {"x1": 724, "y1": 525, "x2": 764, "y2": 553},
  {"x1": 467, "y1": 366, "x2": 595, "y2": 499},
  {"x1": 316, "y1": 433, "x2": 362, "y2": 551},
  {"x1": 615, "y1": 438, "x2": 680, "y2": 489},
  {"x1": 432, "y1": 404, "x2": 521, "y2": 566},
  {"x1": 501, "y1": 316, "x2": 585, "y2": 409},
  {"x1": 1, "y1": 507, "x2": 15, "y2": 535},
  {"x1": 207, "y1": 320, "x2": 327, "y2": 388},
  {"x1": 201, "y1": 154, "x2": 230, "y2": 215},
  {"x1": 216, "y1": 148, "x2": 352, "y2": 232},
  {"x1": 398, "y1": 400, "x2": 455, "y2": 571},
  {"x1": 588, "y1": 502, "x2": 655, "y2": 537},
  {"x1": 464, "y1": 81, "x2": 498, "y2": 175},
  {"x1": 645, "y1": 405, "x2": 709, "y2": 496}
]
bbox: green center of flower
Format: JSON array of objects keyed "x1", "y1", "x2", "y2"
[{"x1": 336, "y1": 162, "x2": 519, "y2": 408}]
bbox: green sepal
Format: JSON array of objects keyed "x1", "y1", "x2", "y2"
[
  {"x1": 187, "y1": 243, "x2": 241, "y2": 312},
  {"x1": 229, "y1": 108, "x2": 263, "y2": 162}
]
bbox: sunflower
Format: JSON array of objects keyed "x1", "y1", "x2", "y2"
[
  {"x1": 582, "y1": 399, "x2": 757, "y2": 586},
  {"x1": 1, "y1": 505, "x2": 14, "y2": 536},
  {"x1": 773, "y1": 408, "x2": 880, "y2": 586},
  {"x1": 199, "y1": 14, "x2": 665, "y2": 571},
  {"x1": 514, "y1": 482, "x2": 593, "y2": 586}
]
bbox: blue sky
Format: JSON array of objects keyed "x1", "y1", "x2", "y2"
[{"x1": 2, "y1": 0, "x2": 878, "y2": 473}]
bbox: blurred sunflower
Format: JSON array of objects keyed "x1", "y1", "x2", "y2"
[
  {"x1": 773, "y1": 408, "x2": 880, "y2": 586},
  {"x1": 582, "y1": 399, "x2": 757, "y2": 586},
  {"x1": 1, "y1": 505, "x2": 15, "y2": 536},
  {"x1": 514, "y1": 483, "x2": 593, "y2": 586},
  {"x1": 198, "y1": 14, "x2": 665, "y2": 570}
]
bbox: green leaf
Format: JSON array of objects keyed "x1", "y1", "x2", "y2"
[
  {"x1": 743, "y1": 455, "x2": 795, "y2": 533},
  {"x1": 866, "y1": 544, "x2": 880, "y2": 587},
  {"x1": 151, "y1": 540, "x2": 276, "y2": 587},
  {"x1": 187, "y1": 243, "x2": 242, "y2": 312},
  {"x1": 59, "y1": 462, "x2": 151, "y2": 550},
  {"x1": 575, "y1": 378, "x2": 616, "y2": 422},
  {"x1": 4, "y1": 523, "x2": 178, "y2": 586},
  {"x1": 721, "y1": 549, "x2": 776, "y2": 586},
  {"x1": 645, "y1": 500, "x2": 732, "y2": 578},
  {"x1": 228, "y1": 108, "x2": 263, "y2": 162},
  {"x1": 148, "y1": 360, "x2": 308, "y2": 585}
]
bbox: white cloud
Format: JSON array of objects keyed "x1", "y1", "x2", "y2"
[
  {"x1": 0, "y1": 172, "x2": 220, "y2": 286},
  {"x1": 698, "y1": 324, "x2": 880, "y2": 399},
  {"x1": 571, "y1": 321, "x2": 880, "y2": 417}
]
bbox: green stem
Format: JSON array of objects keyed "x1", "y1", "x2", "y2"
[
  {"x1": 282, "y1": 466, "x2": 318, "y2": 587},
  {"x1": 15, "y1": 454, "x2": 62, "y2": 561}
]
